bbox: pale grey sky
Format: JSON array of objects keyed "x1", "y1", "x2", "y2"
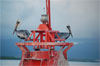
[{"x1": 0, "y1": 0, "x2": 99, "y2": 39}]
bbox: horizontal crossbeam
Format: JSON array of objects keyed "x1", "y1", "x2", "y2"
[{"x1": 16, "y1": 42, "x2": 73, "y2": 46}]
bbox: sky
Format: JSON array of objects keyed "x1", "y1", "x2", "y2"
[
  {"x1": 0, "y1": 0, "x2": 99, "y2": 60},
  {"x1": 0, "y1": 0, "x2": 99, "y2": 39}
]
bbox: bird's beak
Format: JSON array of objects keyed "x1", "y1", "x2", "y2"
[{"x1": 13, "y1": 29, "x2": 16, "y2": 35}]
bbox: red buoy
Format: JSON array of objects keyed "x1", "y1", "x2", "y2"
[{"x1": 16, "y1": 0, "x2": 74, "y2": 66}]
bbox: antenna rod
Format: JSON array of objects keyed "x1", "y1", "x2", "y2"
[{"x1": 46, "y1": 0, "x2": 52, "y2": 30}]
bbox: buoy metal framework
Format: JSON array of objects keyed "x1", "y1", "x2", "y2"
[{"x1": 16, "y1": 0, "x2": 74, "y2": 66}]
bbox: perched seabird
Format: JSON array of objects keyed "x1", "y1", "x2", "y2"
[{"x1": 13, "y1": 20, "x2": 30, "y2": 40}]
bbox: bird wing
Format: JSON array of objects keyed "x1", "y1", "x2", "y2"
[
  {"x1": 55, "y1": 32, "x2": 70, "y2": 40},
  {"x1": 16, "y1": 30, "x2": 30, "y2": 39}
]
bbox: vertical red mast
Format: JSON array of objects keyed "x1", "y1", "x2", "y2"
[{"x1": 46, "y1": 0, "x2": 52, "y2": 30}]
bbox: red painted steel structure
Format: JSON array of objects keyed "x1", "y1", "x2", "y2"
[{"x1": 16, "y1": 0, "x2": 74, "y2": 66}]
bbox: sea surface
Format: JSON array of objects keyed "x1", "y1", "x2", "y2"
[
  {"x1": 0, "y1": 60, "x2": 99, "y2": 66},
  {"x1": 0, "y1": 38, "x2": 99, "y2": 62}
]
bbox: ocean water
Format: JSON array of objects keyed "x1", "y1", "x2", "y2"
[
  {"x1": 0, "y1": 60, "x2": 99, "y2": 66},
  {"x1": 0, "y1": 38, "x2": 99, "y2": 62},
  {"x1": 66, "y1": 38, "x2": 99, "y2": 61},
  {"x1": 69, "y1": 61, "x2": 100, "y2": 66}
]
